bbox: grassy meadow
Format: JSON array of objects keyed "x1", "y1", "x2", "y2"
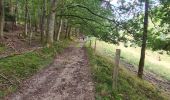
[
  {"x1": 86, "y1": 47, "x2": 169, "y2": 100},
  {"x1": 87, "y1": 38, "x2": 170, "y2": 81}
]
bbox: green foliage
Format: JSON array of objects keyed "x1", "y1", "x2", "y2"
[
  {"x1": 2, "y1": 0, "x2": 170, "y2": 51},
  {"x1": 0, "y1": 40, "x2": 70, "y2": 98},
  {"x1": 86, "y1": 47, "x2": 168, "y2": 100},
  {"x1": 57, "y1": 0, "x2": 119, "y2": 43}
]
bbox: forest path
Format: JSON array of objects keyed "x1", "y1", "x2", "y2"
[{"x1": 5, "y1": 39, "x2": 95, "y2": 100}]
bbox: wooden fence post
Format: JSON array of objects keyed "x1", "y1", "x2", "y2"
[{"x1": 112, "y1": 49, "x2": 121, "y2": 90}]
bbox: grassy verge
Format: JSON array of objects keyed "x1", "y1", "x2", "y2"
[
  {"x1": 87, "y1": 38, "x2": 170, "y2": 81},
  {"x1": 0, "y1": 40, "x2": 70, "y2": 98},
  {"x1": 86, "y1": 47, "x2": 168, "y2": 100}
]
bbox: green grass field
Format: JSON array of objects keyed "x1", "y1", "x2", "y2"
[
  {"x1": 87, "y1": 38, "x2": 170, "y2": 81},
  {"x1": 86, "y1": 47, "x2": 169, "y2": 100}
]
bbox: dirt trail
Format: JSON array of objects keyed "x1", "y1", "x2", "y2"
[{"x1": 5, "y1": 40, "x2": 94, "y2": 100}]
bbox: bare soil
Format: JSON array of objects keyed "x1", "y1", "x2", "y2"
[
  {"x1": 0, "y1": 30, "x2": 42, "y2": 59},
  {"x1": 5, "y1": 40, "x2": 95, "y2": 100}
]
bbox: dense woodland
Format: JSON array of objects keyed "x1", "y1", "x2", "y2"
[{"x1": 0, "y1": 0, "x2": 170, "y2": 99}]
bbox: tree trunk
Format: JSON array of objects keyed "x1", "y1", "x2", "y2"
[
  {"x1": 24, "y1": 0, "x2": 28, "y2": 36},
  {"x1": 68, "y1": 26, "x2": 71, "y2": 39},
  {"x1": 9, "y1": 0, "x2": 14, "y2": 15},
  {"x1": 54, "y1": 17, "x2": 59, "y2": 40},
  {"x1": 37, "y1": 0, "x2": 41, "y2": 30},
  {"x1": 65, "y1": 20, "x2": 69, "y2": 39},
  {"x1": 47, "y1": 0, "x2": 57, "y2": 47},
  {"x1": 57, "y1": 18, "x2": 63, "y2": 41},
  {"x1": 74, "y1": 28, "x2": 77, "y2": 37},
  {"x1": 94, "y1": 38, "x2": 97, "y2": 52},
  {"x1": 77, "y1": 28, "x2": 80, "y2": 37},
  {"x1": 138, "y1": 0, "x2": 149, "y2": 78},
  {"x1": 15, "y1": 0, "x2": 18, "y2": 25},
  {"x1": 9, "y1": 0, "x2": 15, "y2": 31},
  {"x1": 0, "y1": 0, "x2": 4, "y2": 40},
  {"x1": 29, "y1": 11, "x2": 33, "y2": 45},
  {"x1": 40, "y1": 0, "x2": 46, "y2": 43}
]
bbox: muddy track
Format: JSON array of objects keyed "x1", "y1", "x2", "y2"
[{"x1": 5, "y1": 40, "x2": 95, "y2": 100}]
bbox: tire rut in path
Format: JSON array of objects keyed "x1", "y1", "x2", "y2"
[{"x1": 5, "y1": 41, "x2": 95, "y2": 100}]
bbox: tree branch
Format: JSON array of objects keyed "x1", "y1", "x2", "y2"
[{"x1": 56, "y1": 14, "x2": 112, "y2": 27}]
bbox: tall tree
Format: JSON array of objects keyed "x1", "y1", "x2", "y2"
[
  {"x1": 24, "y1": 0, "x2": 28, "y2": 36},
  {"x1": 47, "y1": 0, "x2": 57, "y2": 47},
  {"x1": 0, "y1": 0, "x2": 4, "y2": 40},
  {"x1": 15, "y1": 0, "x2": 18, "y2": 25},
  {"x1": 9, "y1": 0, "x2": 14, "y2": 15},
  {"x1": 138, "y1": 0, "x2": 149, "y2": 78},
  {"x1": 40, "y1": 0, "x2": 46, "y2": 42},
  {"x1": 57, "y1": 17, "x2": 63, "y2": 41},
  {"x1": 56, "y1": 0, "x2": 64, "y2": 41}
]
